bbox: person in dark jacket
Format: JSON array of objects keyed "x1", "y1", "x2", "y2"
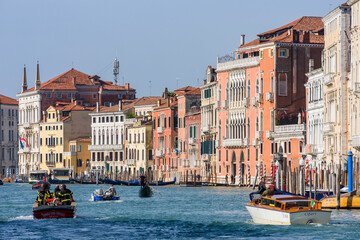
[
  {"x1": 52, "y1": 184, "x2": 61, "y2": 198},
  {"x1": 36, "y1": 183, "x2": 51, "y2": 205},
  {"x1": 59, "y1": 184, "x2": 73, "y2": 205}
]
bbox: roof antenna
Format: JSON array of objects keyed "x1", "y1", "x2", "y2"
[
  {"x1": 176, "y1": 77, "x2": 180, "y2": 89},
  {"x1": 72, "y1": 61, "x2": 74, "y2": 69},
  {"x1": 149, "y1": 80, "x2": 152, "y2": 96},
  {"x1": 113, "y1": 58, "x2": 119, "y2": 85}
]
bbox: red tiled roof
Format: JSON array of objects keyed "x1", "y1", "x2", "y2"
[
  {"x1": 69, "y1": 137, "x2": 91, "y2": 142},
  {"x1": 0, "y1": 95, "x2": 18, "y2": 105},
  {"x1": 239, "y1": 17, "x2": 324, "y2": 49},
  {"x1": 184, "y1": 88, "x2": 201, "y2": 95},
  {"x1": 133, "y1": 96, "x2": 162, "y2": 106},
  {"x1": 153, "y1": 97, "x2": 178, "y2": 111},
  {"x1": 23, "y1": 68, "x2": 135, "y2": 93}
]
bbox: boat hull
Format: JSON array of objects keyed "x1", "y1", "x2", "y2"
[
  {"x1": 139, "y1": 186, "x2": 153, "y2": 197},
  {"x1": 33, "y1": 203, "x2": 77, "y2": 219},
  {"x1": 246, "y1": 205, "x2": 331, "y2": 225},
  {"x1": 91, "y1": 193, "x2": 120, "y2": 201}
]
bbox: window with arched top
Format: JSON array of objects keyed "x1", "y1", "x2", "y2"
[
  {"x1": 256, "y1": 117, "x2": 259, "y2": 132},
  {"x1": 256, "y1": 79, "x2": 259, "y2": 94},
  {"x1": 260, "y1": 112, "x2": 263, "y2": 131},
  {"x1": 247, "y1": 79, "x2": 251, "y2": 98}
]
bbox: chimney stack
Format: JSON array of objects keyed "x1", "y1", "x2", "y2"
[
  {"x1": 309, "y1": 59, "x2": 314, "y2": 72},
  {"x1": 240, "y1": 34, "x2": 245, "y2": 46},
  {"x1": 119, "y1": 100, "x2": 123, "y2": 111},
  {"x1": 157, "y1": 99, "x2": 161, "y2": 107},
  {"x1": 96, "y1": 102, "x2": 99, "y2": 112},
  {"x1": 125, "y1": 83, "x2": 129, "y2": 89},
  {"x1": 22, "y1": 64, "x2": 28, "y2": 92},
  {"x1": 35, "y1": 61, "x2": 41, "y2": 90}
]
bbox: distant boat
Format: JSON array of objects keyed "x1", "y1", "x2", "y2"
[
  {"x1": 33, "y1": 201, "x2": 77, "y2": 219},
  {"x1": 246, "y1": 190, "x2": 331, "y2": 225},
  {"x1": 320, "y1": 189, "x2": 360, "y2": 209},
  {"x1": 91, "y1": 189, "x2": 120, "y2": 201},
  {"x1": 149, "y1": 180, "x2": 176, "y2": 186},
  {"x1": 74, "y1": 179, "x2": 97, "y2": 184},
  {"x1": 139, "y1": 185, "x2": 153, "y2": 198},
  {"x1": 0, "y1": 179, "x2": 3, "y2": 185},
  {"x1": 32, "y1": 181, "x2": 50, "y2": 190}
]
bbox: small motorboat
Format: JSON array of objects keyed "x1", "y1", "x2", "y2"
[
  {"x1": 33, "y1": 201, "x2": 77, "y2": 219},
  {"x1": 91, "y1": 189, "x2": 120, "y2": 201},
  {"x1": 320, "y1": 189, "x2": 360, "y2": 209},
  {"x1": 32, "y1": 181, "x2": 50, "y2": 190},
  {"x1": 246, "y1": 191, "x2": 331, "y2": 225},
  {"x1": 139, "y1": 185, "x2": 153, "y2": 198}
]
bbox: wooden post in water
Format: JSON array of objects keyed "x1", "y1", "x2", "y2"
[
  {"x1": 194, "y1": 170, "x2": 196, "y2": 186},
  {"x1": 286, "y1": 169, "x2": 289, "y2": 192},
  {"x1": 185, "y1": 170, "x2": 188, "y2": 185},
  {"x1": 336, "y1": 165, "x2": 341, "y2": 209},
  {"x1": 292, "y1": 170, "x2": 296, "y2": 194}
]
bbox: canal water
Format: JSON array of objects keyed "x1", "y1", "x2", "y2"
[{"x1": 0, "y1": 183, "x2": 360, "y2": 239}]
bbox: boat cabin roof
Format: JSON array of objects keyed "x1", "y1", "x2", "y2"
[{"x1": 264, "y1": 194, "x2": 311, "y2": 203}]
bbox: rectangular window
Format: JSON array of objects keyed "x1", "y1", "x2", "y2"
[
  {"x1": 93, "y1": 117, "x2": 96, "y2": 123},
  {"x1": 57, "y1": 93, "x2": 62, "y2": 98},
  {"x1": 77, "y1": 145, "x2": 82, "y2": 152},
  {"x1": 46, "y1": 93, "x2": 52, "y2": 98},
  {"x1": 67, "y1": 93, "x2": 72, "y2": 98},
  {"x1": 288, "y1": 141, "x2": 291, "y2": 153}
]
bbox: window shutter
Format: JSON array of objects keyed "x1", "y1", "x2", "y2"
[
  {"x1": 277, "y1": 49, "x2": 280, "y2": 57},
  {"x1": 286, "y1": 49, "x2": 289, "y2": 57},
  {"x1": 260, "y1": 50, "x2": 263, "y2": 59}
]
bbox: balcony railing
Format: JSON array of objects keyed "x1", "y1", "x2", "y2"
[
  {"x1": 23, "y1": 123, "x2": 31, "y2": 128},
  {"x1": 202, "y1": 125, "x2": 210, "y2": 133},
  {"x1": 189, "y1": 138, "x2": 195, "y2": 145},
  {"x1": 266, "y1": 92, "x2": 274, "y2": 102},
  {"x1": 255, "y1": 93, "x2": 263, "y2": 104},
  {"x1": 266, "y1": 130, "x2": 273, "y2": 139},
  {"x1": 223, "y1": 139, "x2": 243, "y2": 148},
  {"x1": 157, "y1": 127, "x2": 163, "y2": 134},
  {"x1": 307, "y1": 144, "x2": 324, "y2": 154},
  {"x1": 324, "y1": 73, "x2": 335, "y2": 86},
  {"x1": 63, "y1": 151, "x2": 76, "y2": 157},
  {"x1": 274, "y1": 124, "x2": 306, "y2": 133},
  {"x1": 255, "y1": 131, "x2": 263, "y2": 139},
  {"x1": 46, "y1": 161, "x2": 55, "y2": 167},
  {"x1": 323, "y1": 122, "x2": 335, "y2": 134},
  {"x1": 217, "y1": 56, "x2": 260, "y2": 72},
  {"x1": 353, "y1": 82, "x2": 360, "y2": 95},
  {"x1": 201, "y1": 154, "x2": 210, "y2": 162},
  {"x1": 126, "y1": 159, "x2": 135, "y2": 166},
  {"x1": 352, "y1": 136, "x2": 360, "y2": 150},
  {"x1": 88, "y1": 144, "x2": 124, "y2": 151},
  {"x1": 155, "y1": 149, "x2": 165, "y2": 158}
]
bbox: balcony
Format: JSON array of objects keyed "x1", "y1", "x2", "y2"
[
  {"x1": 46, "y1": 161, "x2": 55, "y2": 167},
  {"x1": 243, "y1": 138, "x2": 249, "y2": 146},
  {"x1": 255, "y1": 93, "x2": 263, "y2": 104},
  {"x1": 255, "y1": 131, "x2": 263, "y2": 139},
  {"x1": 21, "y1": 147, "x2": 30, "y2": 153},
  {"x1": 155, "y1": 149, "x2": 165, "y2": 158},
  {"x1": 166, "y1": 148, "x2": 171, "y2": 155},
  {"x1": 266, "y1": 130, "x2": 273, "y2": 139},
  {"x1": 252, "y1": 138, "x2": 258, "y2": 146},
  {"x1": 63, "y1": 151, "x2": 76, "y2": 157},
  {"x1": 223, "y1": 139, "x2": 243, "y2": 148},
  {"x1": 215, "y1": 139, "x2": 220, "y2": 148},
  {"x1": 222, "y1": 100, "x2": 228, "y2": 108},
  {"x1": 272, "y1": 124, "x2": 306, "y2": 139},
  {"x1": 266, "y1": 92, "x2": 274, "y2": 102},
  {"x1": 126, "y1": 159, "x2": 135, "y2": 166},
  {"x1": 217, "y1": 56, "x2": 260, "y2": 72},
  {"x1": 184, "y1": 161, "x2": 190, "y2": 168},
  {"x1": 214, "y1": 101, "x2": 220, "y2": 109},
  {"x1": 189, "y1": 138, "x2": 195, "y2": 146},
  {"x1": 352, "y1": 136, "x2": 360, "y2": 150},
  {"x1": 243, "y1": 98, "x2": 250, "y2": 108},
  {"x1": 157, "y1": 127, "x2": 163, "y2": 134},
  {"x1": 307, "y1": 144, "x2": 324, "y2": 154},
  {"x1": 23, "y1": 123, "x2": 31, "y2": 129},
  {"x1": 324, "y1": 73, "x2": 335, "y2": 86},
  {"x1": 353, "y1": 82, "x2": 360, "y2": 95},
  {"x1": 202, "y1": 125, "x2": 210, "y2": 133},
  {"x1": 88, "y1": 144, "x2": 124, "y2": 151},
  {"x1": 201, "y1": 154, "x2": 210, "y2": 162},
  {"x1": 323, "y1": 122, "x2": 335, "y2": 134}
]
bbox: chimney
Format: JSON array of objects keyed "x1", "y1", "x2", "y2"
[
  {"x1": 22, "y1": 64, "x2": 28, "y2": 92},
  {"x1": 118, "y1": 100, "x2": 123, "y2": 111},
  {"x1": 167, "y1": 97, "x2": 170, "y2": 106},
  {"x1": 170, "y1": 98, "x2": 173, "y2": 104},
  {"x1": 72, "y1": 76, "x2": 76, "y2": 85},
  {"x1": 109, "y1": 102, "x2": 113, "y2": 107},
  {"x1": 157, "y1": 99, "x2": 161, "y2": 107},
  {"x1": 42, "y1": 111, "x2": 46, "y2": 121},
  {"x1": 125, "y1": 83, "x2": 129, "y2": 89},
  {"x1": 240, "y1": 34, "x2": 245, "y2": 46},
  {"x1": 35, "y1": 61, "x2": 41, "y2": 90},
  {"x1": 303, "y1": 31, "x2": 310, "y2": 43},
  {"x1": 57, "y1": 110, "x2": 61, "y2": 121},
  {"x1": 292, "y1": 30, "x2": 299, "y2": 43},
  {"x1": 309, "y1": 59, "x2": 314, "y2": 72},
  {"x1": 96, "y1": 102, "x2": 99, "y2": 112}
]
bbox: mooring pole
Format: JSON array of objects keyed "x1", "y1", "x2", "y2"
[{"x1": 348, "y1": 151, "x2": 353, "y2": 192}]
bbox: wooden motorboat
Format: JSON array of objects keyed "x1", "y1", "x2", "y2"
[
  {"x1": 320, "y1": 189, "x2": 360, "y2": 209},
  {"x1": 246, "y1": 192, "x2": 331, "y2": 225},
  {"x1": 33, "y1": 201, "x2": 77, "y2": 219},
  {"x1": 139, "y1": 185, "x2": 153, "y2": 198}
]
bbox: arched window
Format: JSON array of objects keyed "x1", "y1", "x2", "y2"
[
  {"x1": 247, "y1": 118, "x2": 250, "y2": 138},
  {"x1": 260, "y1": 112, "x2": 263, "y2": 131},
  {"x1": 256, "y1": 117, "x2": 259, "y2": 132},
  {"x1": 247, "y1": 79, "x2": 251, "y2": 98},
  {"x1": 256, "y1": 79, "x2": 259, "y2": 94}
]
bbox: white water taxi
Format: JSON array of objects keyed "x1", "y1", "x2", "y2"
[{"x1": 246, "y1": 193, "x2": 331, "y2": 225}]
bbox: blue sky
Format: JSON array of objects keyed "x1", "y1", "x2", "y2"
[{"x1": 0, "y1": 0, "x2": 342, "y2": 99}]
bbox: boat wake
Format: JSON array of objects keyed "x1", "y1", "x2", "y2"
[
  {"x1": 9, "y1": 215, "x2": 33, "y2": 221},
  {"x1": 88, "y1": 199, "x2": 123, "y2": 203}
]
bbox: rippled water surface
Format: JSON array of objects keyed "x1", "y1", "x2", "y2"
[{"x1": 0, "y1": 183, "x2": 360, "y2": 239}]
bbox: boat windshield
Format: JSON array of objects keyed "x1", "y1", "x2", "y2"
[
  {"x1": 285, "y1": 201, "x2": 310, "y2": 208},
  {"x1": 54, "y1": 170, "x2": 69, "y2": 177},
  {"x1": 261, "y1": 198, "x2": 282, "y2": 208}
]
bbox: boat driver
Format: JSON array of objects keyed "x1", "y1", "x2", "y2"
[
  {"x1": 59, "y1": 184, "x2": 73, "y2": 205},
  {"x1": 105, "y1": 184, "x2": 117, "y2": 198}
]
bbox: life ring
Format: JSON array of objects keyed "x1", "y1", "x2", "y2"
[{"x1": 52, "y1": 198, "x2": 61, "y2": 206}]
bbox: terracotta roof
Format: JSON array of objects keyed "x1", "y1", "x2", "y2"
[
  {"x1": 22, "y1": 68, "x2": 135, "y2": 93},
  {"x1": 0, "y1": 95, "x2": 18, "y2": 105},
  {"x1": 133, "y1": 96, "x2": 162, "y2": 107},
  {"x1": 53, "y1": 102, "x2": 93, "y2": 112},
  {"x1": 184, "y1": 88, "x2": 201, "y2": 95},
  {"x1": 69, "y1": 137, "x2": 91, "y2": 142},
  {"x1": 257, "y1": 16, "x2": 323, "y2": 37},
  {"x1": 153, "y1": 97, "x2": 178, "y2": 111},
  {"x1": 239, "y1": 17, "x2": 324, "y2": 49},
  {"x1": 175, "y1": 86, "x2": 197, "y2": 96}
]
